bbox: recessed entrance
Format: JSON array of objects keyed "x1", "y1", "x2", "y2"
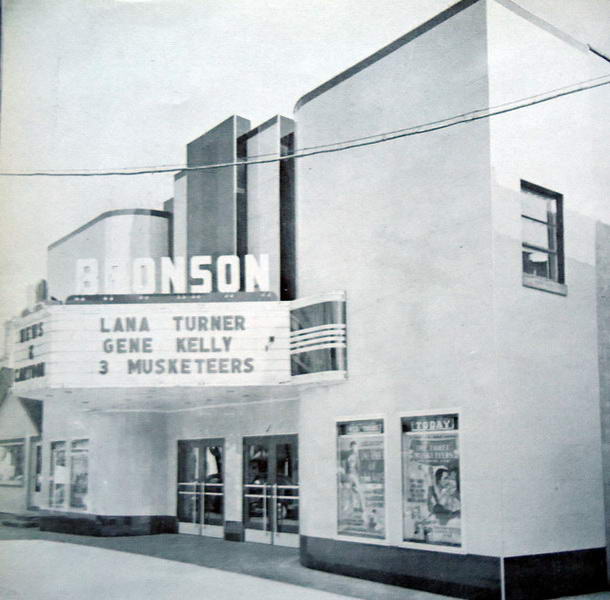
[
  {"x1": 243, "y1": 434, "x2": 299, "y2": 547},
  {"x1": 176, "y1": 438, "x2": 224, "y2": 537}
]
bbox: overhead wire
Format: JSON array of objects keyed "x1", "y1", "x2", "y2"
[{"x1": 0, "y1": 74, "x2": 609, "y2": 178}]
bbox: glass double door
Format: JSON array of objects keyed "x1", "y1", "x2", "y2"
[
  {"x1": 177, "y1": 438, "x2": 224, "y2": 537},
  {"x1": 243, "y1": 434, "x2": 299, "y2": 547}
]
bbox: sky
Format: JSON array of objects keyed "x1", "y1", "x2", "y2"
[{"x1": 0, "y1": 0, "x2": 609, "y2": 337}]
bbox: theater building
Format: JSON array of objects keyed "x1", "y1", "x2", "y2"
[{"x1": 2, "y1": 1, "x2": 609, "y2": 599}]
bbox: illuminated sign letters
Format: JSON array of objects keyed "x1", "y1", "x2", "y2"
[{"x1": 75, "y1": 254, "x2": 269, "y2": 295}]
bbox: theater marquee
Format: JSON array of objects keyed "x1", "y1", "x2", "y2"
[{"x1": 10, "y1": 301, "x2": 291, "y2": 390}]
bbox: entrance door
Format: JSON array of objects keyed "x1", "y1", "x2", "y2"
[
  {"x1": 243, "y1": 435, "x2": 299, "y2": 547},
  {"x1": 177, "y1": 438, "x2": 224, "y2": 537},
  {"x1": 28, "y1": 438, "x2": 42, "y2": 509}
]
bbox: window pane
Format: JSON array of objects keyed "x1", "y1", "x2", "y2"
[
  {"x1": 522, "y1": 219, "x2": 550, "y2": 250},
  {"x1": 50, "y1": 441, "x2": 67, "y2": 508},
  {"x1": 0, "y1": 442, "x2": 24, "y2": 484},
  {"x1": 522, "y1": 250, "x2": 550, "y2": 278},
  {"x1": 522, "y1": 191, "x2": 550, "y2": 222},
  {"x1": 290, "y1": 301, "x2": 345, "y2": 331},
  {"x1": 244, "y1": 443, "x2": 269, "y2": 531},
  {"x1": 275, "y1": 441, "x2": 299, "y2": 534},
  {"x1": 35, "y1": 445, "x2": 42, "y2": 492},
  {"x1": 177, "y1": 442, "x2": 198, "y2": 524},
  {"x1": 204, "y1": 445, "x2": 223, "y2": 526},
  {"x1": 290, "y1": 300, "x2": 347, "y2": 376},
  {"x1": 70, "y1": 440, "x2": 89, "y2": 509}
]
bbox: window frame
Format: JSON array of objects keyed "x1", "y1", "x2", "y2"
[
  {"x1": 521, "y1": 180, "x2": 567, "y2": 296},
  {"x1": 48, "y1": 438, "x2": 90, "y2": 511},
  {"x1": 69, "y1": 439, "x2": 90, "y2": 510},
  {"x1": 0, "y1": 438, "x2": 26, "y2": 487}
]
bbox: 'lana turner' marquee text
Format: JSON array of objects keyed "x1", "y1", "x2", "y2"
[
  {"x1": 99, "y1": 313, "x2": 255, "y2": 376},
  {"x1": 76, "y1": 254, "x2": 269, "y2": 295}
]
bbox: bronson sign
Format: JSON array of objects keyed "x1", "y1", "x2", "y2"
[{"x1": 76, "y1": 254, "x2": 270, "y2": 295}]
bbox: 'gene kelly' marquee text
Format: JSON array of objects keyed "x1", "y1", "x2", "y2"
[{"x1": 99, "y1": 313, "x2": 255, "y2": 376}]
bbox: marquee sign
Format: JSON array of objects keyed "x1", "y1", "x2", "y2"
[{"x1": 10, "y1": 300, "x2": 291, "y2": 390}]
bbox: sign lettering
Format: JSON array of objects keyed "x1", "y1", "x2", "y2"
[
  {"x1": 14, "y1": 363, "x2": 45, "y2": 382},
  {"x1": 76, "y1": 254, "x2": 269, "y2": 295},
  {"x1": 11, "y1": 301, "x2": 289, "y2": 389}
]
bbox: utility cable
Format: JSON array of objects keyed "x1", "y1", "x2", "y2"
[{"x1": 0, "y1": 74, "x2": 609, "y2": 178}]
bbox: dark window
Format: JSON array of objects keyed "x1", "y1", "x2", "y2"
[{"x1": 521, "y1": 181, "x2": 564, "y2": 283}]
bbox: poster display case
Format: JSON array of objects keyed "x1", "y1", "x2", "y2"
[
  {"x1": 336, "y1": 419, "x2": 385, "y2": 539},
  {"x1": 401, "y1": 413, "x2": 461, "y2": 547}
]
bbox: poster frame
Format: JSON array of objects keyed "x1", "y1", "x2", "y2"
[
  {"x1": 334, "y1": 413, "x2": 389, "y2": 546},
  {"x1": 397, "y1": 408, "x2": 467, "y2": 554}
]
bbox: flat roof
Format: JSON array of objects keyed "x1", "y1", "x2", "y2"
[
  {"x1": 295, "y1": 0, "x2": 594, "y2": 112},
  {"x1": 294, "y1": 0, "x2": 481, "y2": 111},
  {"x1": 48, "y1": 209, "x2": 170, "y2": 250}
]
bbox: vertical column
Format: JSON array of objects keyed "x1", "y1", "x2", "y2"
[{"x1": 223, "y1": 433, "x2": 244, "y2": 541}]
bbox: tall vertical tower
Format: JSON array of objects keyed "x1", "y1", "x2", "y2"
[{"x1": 172, "y1": 115, "x2": 251, "y2": 287}]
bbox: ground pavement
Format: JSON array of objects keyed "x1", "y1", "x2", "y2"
[{"x1": 0, "y1": 524, "x2": 608, "y2": 600}]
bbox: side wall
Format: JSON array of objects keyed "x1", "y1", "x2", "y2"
[
  {"x1": 295, "y1": 2, "x2": 499, "y2": 598},
  {"x1": 596, "y1": 222, "x2": 610, "y2": 583},
  {"x1": 487, "y1": 1, "x2": 609, "y2": 596},
  {"x1": 39, "y1": 399, "x2": 172, "y2": 535}
]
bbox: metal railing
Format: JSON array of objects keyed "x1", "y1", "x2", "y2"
[
  {"x1": 178, "y1": 480, "x2": 224, "y2": 531},
  {"x1": 243, "y1": 482, "x2": 299, "y2": 544}
]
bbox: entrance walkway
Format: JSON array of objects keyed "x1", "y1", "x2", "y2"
[
  {"x1": 0, "y1": 524, "x2": 448, "y2": 600},
  {"x1": 0, "y1": 540, "x2": 351, "y2": 600}
]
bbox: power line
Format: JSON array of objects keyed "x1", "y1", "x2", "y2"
[
  {"x1": 1, "y1": 75, "x2": 609, "y2": 178},
  {"x1": 296, "y1": 73, "x2": 610, "y2": 152}
]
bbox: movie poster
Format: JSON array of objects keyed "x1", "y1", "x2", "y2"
[
  {"x1": 337, "y1": 419, "x2": 385, "y2": 539},
  {"x1": 402, "y1": 414, "x2": 461, "y2": 547}
]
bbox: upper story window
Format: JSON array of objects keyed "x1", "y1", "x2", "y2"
[{"x1": 521, "y1": 181, "x2": 566, "y2": 294}]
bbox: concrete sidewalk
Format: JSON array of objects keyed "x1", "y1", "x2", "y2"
[
  {"x1": 0, "y1": 539, "x2": 366, "y2": 600},
  {"x1": 0, "y1": 525, "x2": 608, "y2": 600},
  {"x1": 0, "y1": 525, "x2": 451, "y2": 600}
]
